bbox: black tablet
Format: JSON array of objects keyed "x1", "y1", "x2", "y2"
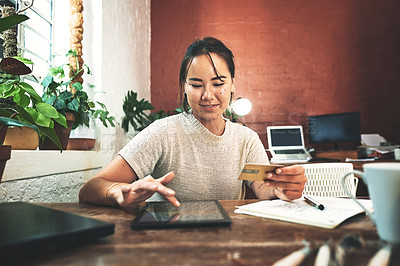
[{"x1": 131, "y1": 200, "x2": 232, "y2": 230}]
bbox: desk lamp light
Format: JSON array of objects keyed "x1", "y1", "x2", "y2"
[{"x1": 232, "y1": 97, "x2": 252, "y2": 116}]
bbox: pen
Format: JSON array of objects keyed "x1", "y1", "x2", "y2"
[{"x1": 304, "y1": 195, "x2": 325, "y2": 210}]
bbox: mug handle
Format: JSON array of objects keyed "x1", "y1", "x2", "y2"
[{"x1": 341, "y1": 171, "x2": 374, "y2": 223}]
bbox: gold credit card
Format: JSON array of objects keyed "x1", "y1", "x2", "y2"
[{"x1": 238, "y1": 164, "x2": 283, "y2": 181}]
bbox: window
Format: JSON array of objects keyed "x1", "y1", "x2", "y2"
[
  {"x1": 1, "y1": 0, "x2": 53, "y2": 89},
  {"x1": 19, "y1": 0, "x2": 53, "y2": 80}
]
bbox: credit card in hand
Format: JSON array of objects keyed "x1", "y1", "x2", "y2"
[{"x1": 238, "y1": 164, "x2": 283, "y2": 181}]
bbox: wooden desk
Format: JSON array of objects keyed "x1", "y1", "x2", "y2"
[{"x1": 25, "y1": 201, "x2": 399, "y2": 266}]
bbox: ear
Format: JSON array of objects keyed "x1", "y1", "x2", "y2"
[{"x1": 231, "y1": 78, "x2": 236, "y2": 94}]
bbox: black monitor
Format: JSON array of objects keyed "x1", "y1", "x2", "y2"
[{"x1": 308, "y1": 111, "x2": 361, "y2": 150}]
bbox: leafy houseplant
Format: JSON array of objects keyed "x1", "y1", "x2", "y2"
[
  {"x1": 41, "y1": 50, "x2": 116, "y2": 131},
  {"x1": 0, "y1": 14, "x2": 63, "y2": 151},
  {"x1": 0, "y1": 12, "x2": 62, "y2": 180},
  {"x1": 121, "y1": 91, "x2": 173, "y2": 133}
]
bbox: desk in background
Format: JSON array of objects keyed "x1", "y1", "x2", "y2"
[
  {"x1": 311, "y1": 150, "x2": 398, "y2": 196},
  {"x1": 27, "y1": 201, "x2": 398, "y2": 266}
]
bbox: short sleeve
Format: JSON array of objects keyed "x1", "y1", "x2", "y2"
[{"x1": 118, "y1": 120, "x2": 165, "y2": 179}]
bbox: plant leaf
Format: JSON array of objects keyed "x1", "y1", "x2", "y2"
[
  {"x1": 0, "y1": 14, "x2": 29, "y2": 32},
  {"x1": 13, "y1": 56, "x2": 34, "y2": 65},
  {"x1": 18, "y1": 82, "x2": 42, "y2": 101},
  {"x1": 36, "y1": 102, "x2": 59, "y2": 118},
  {"x1": 37, "y1": 125, "x2": 62, "y2": 150},
  {"x1": 53, "y1": 112, "x2": 67, "y2": 128}
]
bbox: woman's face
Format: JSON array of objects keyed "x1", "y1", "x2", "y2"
[{"x1": 184, "y1": 53, "x2": 235, "y2": 130}]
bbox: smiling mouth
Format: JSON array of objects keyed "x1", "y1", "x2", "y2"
[{"x1": 200, "y1": 104, "x2": 219, "y2": 109}]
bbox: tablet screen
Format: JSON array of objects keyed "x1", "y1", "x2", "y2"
[{"x1": 131, "y1": 200, "x2": 232, "y2": 230}]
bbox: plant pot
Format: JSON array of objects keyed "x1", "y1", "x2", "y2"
[
  {"x1": 3, "y1": 127, "x2": 39, "y2": 150},
  {"x1": 0, "y1": 145, "x2": 11, "y2": 182},
  {"x1": 39, "y1": 112, "x2": 75, "y2": 150},
  {"x1": 0, "y1": 125, "x2": 8, "y2": 144},
  {"x1": 67, "y1": 138, "x2": 95, "y2": 150}
]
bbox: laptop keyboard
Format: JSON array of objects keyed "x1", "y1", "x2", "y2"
[{"x1": 275, "y1": 149, "x2": 306, "y2": 155}]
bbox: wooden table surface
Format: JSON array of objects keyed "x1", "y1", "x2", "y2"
[{"x1": 28, "y1": 200, "x2": 399, "y2": 266}]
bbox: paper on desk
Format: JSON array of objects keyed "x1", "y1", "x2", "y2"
[
  {"x1": 235, "y1": 197, "x2": 373, "y2": 229},
  {"x1": 361, "y1": 134, "x2": 386, "y2": 146}
]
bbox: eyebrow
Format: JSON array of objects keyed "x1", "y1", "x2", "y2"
[
  {"x1": 188, "y1": 78, "x2": 203, "y2": 82},
  {"x1": 212, "y1": 76, "x2": 227, "y2": 81},
  {"x1": 188, "y1": 76, "x2": 227, "y2": 82}
]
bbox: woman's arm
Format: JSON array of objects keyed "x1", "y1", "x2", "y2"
[{"x1": 79, "y1": 155, "x2": 180, "y2": 207}]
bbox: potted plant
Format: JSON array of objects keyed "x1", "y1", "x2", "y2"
[
  {"x1": 0, "y1": 11, "x2": 63, "y2": 181},
  {"x1": 121, "y1": 90, "x2": 178, "y2": 133},
  {"x1": 41, "y1": 50, "x2": 116, "y2": 150},
  {"x1": 0, "y1": 57, "x2": 66, "y2": 145},
  {"x1": 0, "y1": 57, "x2": 64, "y2": 181}
]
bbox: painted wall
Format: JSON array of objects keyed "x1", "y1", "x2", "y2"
[
  {"x1": 151, "y1": 0, "x2": 400, "y2": 148},
  {"x1": 53, "y1": 0, "x2": 151, "y2": 155}
]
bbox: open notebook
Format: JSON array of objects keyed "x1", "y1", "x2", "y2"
[
  {"x1": 235, "y1": 196, "x2": 373, "y2": 229},
  {"x1": 0, "y1": 202, "x2": 115, "y2": 263},
  {"x1": 267, "y1": 125, "x2": 312, "y2": 163}
]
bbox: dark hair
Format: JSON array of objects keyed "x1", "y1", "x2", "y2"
[{"x1": 178, "y1": 37, "x2": 235, "y2": 112}]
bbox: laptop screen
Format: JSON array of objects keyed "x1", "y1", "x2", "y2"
[{"x1": 269, "y1": 127, "x2": 303, "y2": 147}]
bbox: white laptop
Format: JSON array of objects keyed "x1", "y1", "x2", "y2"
[{"x1": 267, "y1": 125, "x2": 312, "y2": 163}]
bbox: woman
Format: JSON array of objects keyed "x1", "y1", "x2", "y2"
[{"x1": 79, "y1": 37, "x2": 306, "y2": 207}]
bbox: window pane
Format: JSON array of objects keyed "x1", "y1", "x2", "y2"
[
  {"x1": 23, "y1": 50, "x2": 49, "y2": 85},
  {"x1": 32, "y1": 0, "x2": 52, "y2": 20},
  {"x1": 24, "y1": 9, "x2": 51, "y2": 40},
  {"x1": 23, "y1": 27, "x2": 51, "y2": 60}
]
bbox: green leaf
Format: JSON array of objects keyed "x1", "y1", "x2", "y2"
[
  {"x1": 37, "y1": 125, "x2": 62, "y2": 151},
  {"x1": 44, "y1": 95, "x2": 57, "y2": 105},
  {"x1": 49, "y1": 66, "x2": 65, "y2": 77},
  {"x1": 24, "y1": 107, "x2": 38, "y2": 122},
  {"x1": 35, "y1": 113, "x2": 51, "y2": 127},
  {"x1": 41, "y1": 75, "x2": 53, "y2": 88},
  {"x1": 72, "y1": 82, "x2": 83, "y2": 91},
  {"x1": 13, "y1": 56, "x2": 34, "y2": 65},
  {"x1": 18, "y1": 82, "x2": 42, "y2": 101},
  {"x1": 14, "y1": 92, "x2": 30, "y2": 108},
  {"x1": 3, "y1": 84, "x2": 18, "y2": 98},
  {"x1": 54, "y1": 99, "x2": 67, "y2": 110},
  {"x1": 53, "y1": 113, "x2": 67, "y2": 128},
  {"x1": 58, "y1": 91, "x2": 73, "y2": 100},
  {"x1": 67, "y1": 99, "x2": 80, "y2": 112},
  {"x1": 96, "y1": 101, "x2": 106, "y2": 110},
  {"x1": 36, "y1": 102, "x2": 59, "y2": 118},
  {"x1": 0, "y1": 14, "x2": 29, "y2": 32},
  {"x1": 0, "y1": 83, "x2": 13, "y2": 94},
  {"x1": 0, "y1": 117, "x2": 40, "y2": 134}
]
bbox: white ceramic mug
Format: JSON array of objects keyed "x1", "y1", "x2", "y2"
[
  {"x1": 341, "y1": 163, "x2": 400, "y2": 243},
  {"x1": 394, "y1": 148, "x2": 400, "y2": 160}
]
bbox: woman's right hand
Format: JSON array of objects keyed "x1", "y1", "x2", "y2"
[{"x1": 107, "y1": 172, "x2": 180, "y2": 207}]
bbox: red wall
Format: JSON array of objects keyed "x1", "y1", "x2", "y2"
[{"x1": 151, "y1": 0, "x2": 400, "y2": 148}]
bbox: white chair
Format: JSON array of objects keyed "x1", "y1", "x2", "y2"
[{"x1": 301, "y1": 163, "x2": 358, "y2": 197}]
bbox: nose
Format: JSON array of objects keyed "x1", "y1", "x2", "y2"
[{"x1": 201, "y1": 83, "x2": 214, "y2": 100}]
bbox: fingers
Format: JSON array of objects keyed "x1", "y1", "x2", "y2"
[
  {"x1": 261, "y1": 165, "x2": 307, "y2": 200},
  {"x1": 275, "y1": 165, "x2": 305, "y2": 176},
  {"x1": 274, "y1": 188, "x2": 303, "y2": 201},
  {"x1": 265, "y1": 166, "x2": 307, "y2": 184},
  {"x1": 132, "y1": 173, "x2": 180, "y2": 207},
  {"x1": 158, "y1": 171, "x2": 175, "y2": 185}
]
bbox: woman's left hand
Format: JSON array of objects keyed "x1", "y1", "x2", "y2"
[{"x1": 253, "y1": 165, "x2": 307, "y2": 201}]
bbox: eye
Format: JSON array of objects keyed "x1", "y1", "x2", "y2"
[
  {"x1": 190, "y1": 84, "x2": 202, "y2": 88},
  {"x1": 214, "y1": 83, "x2": 225, "y2": 87}
]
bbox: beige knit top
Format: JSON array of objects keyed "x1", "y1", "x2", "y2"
[{"x1": 118, "y1": 112, "x2": 269, "y2": 201}]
